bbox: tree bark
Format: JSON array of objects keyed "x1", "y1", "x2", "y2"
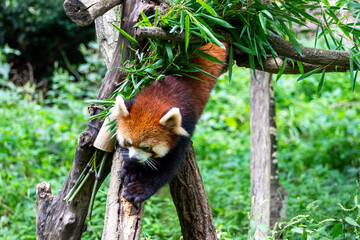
[
  {"x1": 94, "y1": 4, "x2": 122, "y2": 69},
  {"x1": 64, "y1": 0, "x2": 123, "y2": 26},
  {"x1": 101, "y1": 149, "x2": 144, "y2": 240},
  {"x1": 170, "y1": 144, "x2": 218, "y2": 240},
  {"x1": 249, "y1": 70, "x2": 284, "y2": 239},
  {"x1": 36, "y1": 0, "x2": 155, "y2": 239},
  {"x1": 268, "y1": 75, "x2": 287, "y2": 230}
]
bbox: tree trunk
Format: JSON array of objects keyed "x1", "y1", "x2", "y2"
[
  {"x1": 269, "y1": 78, "x2": 287, "y2": 229},
  {"x1": 101, "y1": 149, "x2": 144, "y2": 240},
  {"x1": 249, "y1": 70, "x2": 285, "y2": 239},
  {"x1": 36, "y1": 0, "x2": 153, "y2": 238},
  {"x1": 170, "y1": 144, "x2": 218, "y2": 240}
]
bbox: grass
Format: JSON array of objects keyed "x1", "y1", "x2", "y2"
[{"x1": 0, "y1": 66, "x2": 359, "y2": 239}]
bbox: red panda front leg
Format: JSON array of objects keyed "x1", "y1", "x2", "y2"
[{"x1": 120, "y1": 134, "x2": 191, "y2": 202}]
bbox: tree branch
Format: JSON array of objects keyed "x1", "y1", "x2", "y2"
[
  {"x1": 64, "y1": 0, "x2": 123, "y2": 26},
  {"x1": 135, "y1": 26, "x2": 354, "y2": 74},
  {"x1": 234, "y1": 55, "x2": 351, "y2": 74},
  {"x1": 170, "y1": 144, "x2": 217, "y2": 240},
  {"x1": 269, "y1": 35, "x2": 350, "y2": 68}
]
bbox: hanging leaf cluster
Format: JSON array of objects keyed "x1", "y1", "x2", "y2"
[{"x1": 93, "y1": 0, "x2": 360, "y2": 115}]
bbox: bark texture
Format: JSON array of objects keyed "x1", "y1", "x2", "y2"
[
  {"x1": 94, "y1": 4, "x2": 122, "y2": 68},
  {"x1": 36, "y1": 0, "x2": 152, "y2": 238},
  {"x1": 64, "y1": 0, "x2": 123, "y2": 26},
  {"x1": 249, "y1": 70, "x2": 284, "y2": 239},
  {"x1": 101, "y1": 149, "x2": 144, "y2": 240},
  {"x1": 268, "y1": 76, "x2": 287, "y2": 229},
  {"x1": 170, "y1": 144, "x2": 218, "y2": 240}
]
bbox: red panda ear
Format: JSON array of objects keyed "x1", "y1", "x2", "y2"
[
  {"x1": 159, "y1": 108, "x2": 189, "y2": 137},
  {"x1": 112, "y1": 95, "x2": 129, "y2": 118}
]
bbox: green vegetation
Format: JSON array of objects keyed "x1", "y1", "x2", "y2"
[
  {"x1": 1, "y1": 53, "x2": 359, "y2": 238},
  {"x1": 1, "y1": 1, "x2": 360, "y2": 238},
  {"x1": 111, "y1": 0, "x2": 360, "y2": 104},
  {"x1": 0, "y1": 0, "x2": 95, "y2": 82}
]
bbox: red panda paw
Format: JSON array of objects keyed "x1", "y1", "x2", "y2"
[
  {"x1": 122, "y1": 181, "x2": 154, "y2": 202},
  {"x1": 120, "y1": 165, "x2": 143, "y2": 185}
]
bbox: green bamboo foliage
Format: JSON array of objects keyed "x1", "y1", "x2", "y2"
[
  {"x1": 111, "y1": 0, "x2": 360, "y2": 104},
  {"x1": 76, "y1": 0, "x2": 360, "y2": 216}
]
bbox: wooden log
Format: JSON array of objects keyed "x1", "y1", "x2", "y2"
[
  {"x1": 63, "y1": 0, "x2": 123, "y2": 26},
  {"x1": 36, "y1": 0, "x2": 151, "y2": 237},
  {"x1": 95, "y1": 2, "x2": 152, "y2": 239},
  {"x1": 170, "y1": 144, "x2": 218, "y2": 240},
  {"x1": 268, "y1": 78, "x2": 287, "y2": 229},
  {"x1": 94, "y1": 4, "x2": 122, "y2": 68},
  {"x1": 249, "y1": 70, "x2": 271, "y2": 239},
  {"x1": 93, "y1": 111, "x2": 116, "y2": 152},
  {"x1": 249, "y1": 70, "x2": 286, "y2": 239},
  {"x1": 101, "y1": 149, "x2": 144, "y2": 240}
]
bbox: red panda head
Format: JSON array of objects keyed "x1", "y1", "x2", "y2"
[{"x1": 112, "y1": 95, "x2": 189, "y2": 163}]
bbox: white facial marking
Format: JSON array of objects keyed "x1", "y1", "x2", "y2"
[
  {"x1": 116, "y1": 131, "x2": 125, "y2": 147},
  {"x1": 139, "y1": 142, "x2": 149, "y2": 148},
  {"x1": 128, "y1": 147, "x2": 152, "y2": 162},
  {"x1": 152, "y1": 144, "x2": 170, "y2": 158}
]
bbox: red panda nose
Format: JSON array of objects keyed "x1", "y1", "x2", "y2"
[{"x1": 130, "y1": 156, "x2": 140, "y2": 163}]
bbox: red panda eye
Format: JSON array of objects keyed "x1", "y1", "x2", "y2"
[
  {"x1": 125, "y1": 140, "x2": 132, "y2": 147},
  {"x1": 141, "y1": 146, "x2": 151, "y2": 151}
]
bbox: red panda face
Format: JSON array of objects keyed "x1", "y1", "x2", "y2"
[{"x1": 113, "y1": 96, "x2": 189, "y2": 163}]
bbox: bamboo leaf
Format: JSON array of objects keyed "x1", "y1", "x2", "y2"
[
  {"x1": 233, "y1": 42, "x2": 255, "y2": 55},
  {"x1": 297, "y1": 67, "x2": 322, "y2": 81},
  {"x1": 228, "y1": 45, "x2": 233, "y2": 82},
  {"x1": 196, "y1": 0, "x2": 218, "y2": 17},
  {"x1": 164, "y1": 43, "x2": 174, "y2": 62},
  {"x1": 297, "y1": 61, "x2": 304, "y2": 75},
  {"x1": 85, "y1": 99, "x2": 114, "y2": 105},
  {"x1": 280, "y1": 22, "x2": 302, "y2": 55},
  {"x1": 262, "y1": 9, "x2": 273, "y2": 20},
  {"x1": 195, "y1": 49, "x2": 223, "y2": 64},
  {"x1": 258, "y1": 12, "x2": 267, "y2": 33},
  {"x1": 154, "y1": 8, "x2": 159, "y2": 27},
  {"x1": 276, "y1": 57, "x2": 288, "y2": 81},
  {"x1": 199, "y1": 13, "x2": 235, "y2": 29},
  {"x1": 180, "y1": 10, "x2": 184, "y2": 32},
  {"x1": 112, "y1": 24, "x2": 139, "y2": 45},
  {"x1": 185, "y1": 15, "x2": 190, "y2": 52},
  {"x1": 350, "y1": 57, "x2": 356, "y2": 91},
  {"x1": 317, "y1": 69, "x2": 326, "y2": 93},
  {"x1": 140, "y1": 11, "x2": 152, "y2": 27},
  {"x1": 193, "y1": 20, "x2": 224, "y2": 48},
  {"x1": 249, "y1": 54, "x2": 256, "y2": 79},
  {"x1": 192, "y1": 66, "x2": 217, "y2": 79}
]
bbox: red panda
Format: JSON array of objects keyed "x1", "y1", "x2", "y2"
[{"x1": 113, "y1": 43, "x2": 228, "y2": 202}]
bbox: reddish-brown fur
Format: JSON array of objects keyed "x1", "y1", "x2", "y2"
[{"x1": 117, "y1": 43, "x2": 228, "y2": 149}]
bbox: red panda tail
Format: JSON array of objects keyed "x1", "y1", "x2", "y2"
[{"x1": 191, "y1": 42, "x2": 228, "y2": 79}]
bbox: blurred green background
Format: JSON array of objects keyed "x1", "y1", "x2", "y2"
[{"x1": 1, "y1": 1, "x2": 359, "y2": 239}]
